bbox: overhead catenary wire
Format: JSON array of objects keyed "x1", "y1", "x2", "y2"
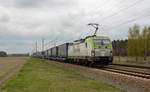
[
  {"x1": 98, "y1": 0, "x2": 145, "y2": 22},
  {"x1": 33, "y1": 0, "x2": 149, "y2": 51},
  {"x1": 87, "y1": 0, "x2": 127, "y2": 15},
  {"x1": 43, "y1": 38, "x2": 67, "y2": 50},
  {"x1": 102, "y1": 6, "x2": 150, "y2": 25},
  {"x1": 104, "y1": 13, "x2": 150, "y2": 31},
  {"x1": 87, "y1": 0, "x2": 129, "y2": 23},
  {"x1": 87, "y1": 0, "x2": 111, "y2": 14},
  {"x1": 87, "y1": 0, "x2": 147, "y2": 37}
]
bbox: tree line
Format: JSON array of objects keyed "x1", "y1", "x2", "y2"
[
  {"x1": 112, "y1": 24, "x2": 150, "y2": 61},
  {"x1": 112, "y1": 40, "x2": 128, "y2": 56},
  {"x1": 128, "y1": 24, "x2": 150, "y2": 60}
]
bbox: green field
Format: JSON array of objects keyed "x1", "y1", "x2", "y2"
[{"x1": 0, "y1": 58, "x2": 126, "y2": 92}]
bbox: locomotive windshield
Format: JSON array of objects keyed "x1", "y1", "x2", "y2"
[{"x1": 93, "y1": 39, "x2": 110, "y2": 47}]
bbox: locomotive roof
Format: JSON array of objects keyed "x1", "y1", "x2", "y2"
[
  {"x1": 86, "y1": 36, "x2": 110, "y2": 40},
  {"x1": 72, "y1": 36, "x2": 110, "y2": 45}
]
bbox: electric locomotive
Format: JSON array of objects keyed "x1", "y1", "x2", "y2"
[{"x1": 68, "y1": 35, "x2": 113, "y2": 65}]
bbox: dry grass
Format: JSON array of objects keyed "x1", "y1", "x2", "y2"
[
  {"x1": 0, "y1": 57, "x2": 30, "y2": 61},
  {"x1": 114, "y1": 56, "x2": 150, "y2": 67},
  {"x1": 0, "y1": 57, "x2": 28, "y2": 87}
]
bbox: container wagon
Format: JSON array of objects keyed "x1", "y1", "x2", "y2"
[{"x1": 51, "y1": 46, "x2": 59, "y2": 60}]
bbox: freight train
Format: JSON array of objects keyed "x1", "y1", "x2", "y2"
[
  {"x1": 33, "y1": 23, "x2": 113, "y2": 66},
  {"x1": 33, "y1": 35, "x2": 113, "y2": 66}
]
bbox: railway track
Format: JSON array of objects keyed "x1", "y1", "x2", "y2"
[
  {"x1": 101, "y1": 64, "x2": 150, "y2": 79},
  {"x1": 44, "y1": 59, "x2": 150, "y2": 79},
  {"x1": 110, "y1": 63, "x2": 150, "y2": 69}
]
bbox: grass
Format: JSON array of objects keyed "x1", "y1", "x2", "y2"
[{"x1": 0, "y1": 58, "x2": 126, "y2": 92}]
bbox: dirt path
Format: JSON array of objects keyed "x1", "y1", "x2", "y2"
[
  {"x1": 46, "y1": 60, "x2": 150, "y2": 92},
  {"x1": 0, "y1": 57, "x2": 28, "y2": 87}
]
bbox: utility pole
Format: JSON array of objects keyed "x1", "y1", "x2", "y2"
[
  {"x1": 42, "y1": 38, "x2": 45, "y2": 52},
  {"x1": 54, "y1": 40, "x2": 56, "y2": 47},
  {"x1": 49, "y1": 41, "x2": 51, "y2": 48},
  {"x1": 35, "y1": 41, "x2": 37, "y2": 54},
  {"x1": 53, "y1": 38, "x2": 57, "y2": 47}
]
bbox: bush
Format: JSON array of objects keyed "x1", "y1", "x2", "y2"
[{"x1": 0, "y1": 51, "x2": 7, "y2": 57}]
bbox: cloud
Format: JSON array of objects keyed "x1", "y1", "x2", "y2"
[
  {"x1": 0, "y1": 0, "x2": 150, "y2": 53},
  {"x1": 0, "y1": 0, "x2": 76, "y2": 8},
  {"x1": 0, "y1": 14, "x2": 10, "y2": 23}
]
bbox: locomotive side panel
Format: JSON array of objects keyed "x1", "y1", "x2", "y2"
[{"x1": 68, "y1": 41, "x2": 91, "y2": 59}]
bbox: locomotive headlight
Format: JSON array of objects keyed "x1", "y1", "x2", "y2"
[
  {"x1": 110, "y1": 51, "x2": 112, "y2": 53},
  {"x1": 91, "y1": 50, "x2": 95, "y2": 56},
  {"x1": 110, "y1": 51, "x2": 113, "y2": 56}
]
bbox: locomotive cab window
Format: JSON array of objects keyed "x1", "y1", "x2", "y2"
[
  {"x1": 103, "y1": 40, "x2": 110, "y2": 46},
  {"x1": 93, "y1": 39, "x2": 110, "y2": 47}
]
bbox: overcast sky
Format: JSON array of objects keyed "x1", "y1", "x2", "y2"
[{"x1": 0, "y1": 0, "x2": 150, "y2": 54}]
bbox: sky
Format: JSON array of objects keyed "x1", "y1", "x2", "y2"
[{"x1": 0, "y1": 0, "x2": 150, "y2": 54}]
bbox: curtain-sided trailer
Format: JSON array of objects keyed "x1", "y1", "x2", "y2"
[
  {"x1": 50, "y1": 47, "x2": 59, "y2": 60},
  {"x1": 47, "y1": 43, "x2": 71, "y2": 61},
  {"x1": 57, "y1": 43, "x2": 72, "y2": 61}
]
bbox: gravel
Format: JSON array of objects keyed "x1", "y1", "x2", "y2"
[{"x1": 46, "y1": 60, "x2": 150, "y2": 92}]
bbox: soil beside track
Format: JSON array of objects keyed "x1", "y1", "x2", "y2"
[
  {"x1": 0, "y1": 57, "x2": 29, "y2": 87},
  {"x1": 46, "y1": 60, "x2": 150, "y2": 92}
]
